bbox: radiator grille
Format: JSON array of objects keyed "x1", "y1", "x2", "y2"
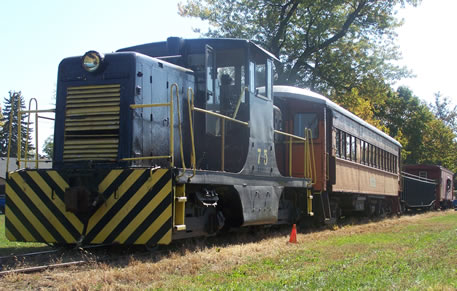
[{"x1": 64, "y1": 84, "x2": 120, "y2": 161}]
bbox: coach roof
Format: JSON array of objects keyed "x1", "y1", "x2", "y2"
[{"x1": 272, "y1": 85, "x2": 402, "y2": 148}]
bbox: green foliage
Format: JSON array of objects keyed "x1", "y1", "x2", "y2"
[
  {"x1": 376, "y1": 87, "x2": 432, "y2": 164},
  {"x1": 0, "y1": 91, "x2": 34, "y2": 157},
  {"x1": 42, "y1": 135, "x2": 54, "y2": 159},
  {"x1": 429, "y1": 92, "x2": 457, "y2": 135},
  {"x1": 179, "y1": 0, "x2": 417, "y2": 95},
  {"x1": 376, "y1": 87, "x2": 457, "y2": 171},
  {"x1": 421, "y1": 119, "x2": 457, "y2": 172}
]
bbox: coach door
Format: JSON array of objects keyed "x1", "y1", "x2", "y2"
[{"x1": 287, "y1": 101, "x2": 326, "y2": 191}]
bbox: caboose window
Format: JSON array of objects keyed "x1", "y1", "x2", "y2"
[{"x1": 294, "y1": 113, "x2": 319, "y2": 138}]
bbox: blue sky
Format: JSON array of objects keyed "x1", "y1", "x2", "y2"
[{"x1": 0, "y1": 0, "x2": 455, "y2": 150}]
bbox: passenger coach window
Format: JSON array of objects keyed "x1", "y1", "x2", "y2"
[
  {"x1": 351, "y1": 136, "x2": 357, "y2": 161},
  {"x1": 342, "y1": 132, "x2": 347, "y2": 158},
  {"x1": 335, "y1": 129, "x2": 341, "y2": 157},
  {"x1": 346, "y1": 135, "x2": 351, "y2": 160},
  {"x1": 294, "y1": 113, "x2": 319, "y2": 138},
  {"x1": 362, "y1": 141, "x2": 366, "y2": 164}
]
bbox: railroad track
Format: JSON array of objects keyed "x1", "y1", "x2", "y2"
[
  {"x1": 0, "y1": 245, "x2": 168, "y2": 276},
  {"x1": 0, "y1": 260, "x2": 87, "y2": 276},
  {"x1": 0, "y1": 245, "x2": 108, "y2": 276}
]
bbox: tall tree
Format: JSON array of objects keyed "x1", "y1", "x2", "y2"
[
  {"x1": 375, "y1": 87, "x2": 433, "y2": 163},
  {"x1": 0, "y1": 91, "x2": 34, "y2": 157},
  {"x1": 420, "y1": 118, "x2": 457, "y2": 172},
  {"x1": 42, "y1": 135, "x2": 54, "y2": 159},
  {"x1": 429, "y1": 92, "x2": 457, "y2": 135},
  {"x1": 178, "y1": 0, "x2": 418, "y2": 96}
]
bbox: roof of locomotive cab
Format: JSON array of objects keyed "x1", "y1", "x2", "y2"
[
  {"x1": 270, "y1": 85, "x2": 402, "y2": 148},
  {"x1": 116, "y1": 37, "x2": 279, "y2": 61}
]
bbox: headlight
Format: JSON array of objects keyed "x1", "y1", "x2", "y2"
[{"x1": 82, "y1": 50, "x2": 104, "y2": 72}]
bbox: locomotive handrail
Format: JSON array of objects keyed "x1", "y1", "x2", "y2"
[
  {"x1": 273, "y1": 128, "x2": 316, "y2": 183},
  {"x1": 18, "y1": 105, "x2": 56, "y2": 170},
  {"x1": 7, "y1": 92, "x2": 55, "y2": 173},
  {"x1": 232, "y1": 87, "x2": 249, "y2": 119},
  {"x1": 186, "y1": 88, "x2": 196, "y2": 179},
  {"x1": 273, "y1": 130, "x2": 307, "y2": 141},
  {"x1": 189, "y1": 89, "x2": 249, "y2": 172},
  {"x1": 192, "y1": 107, "x2": 249, "y2": 126},
  {"x1": 24, "y1": 98, "x2": 38, "y2": 168},
  {"x1": 124, "y1": 83, "x2": 188, "y2": 172},
  {"x1": 125, "y1": 96, "x2": 173, "y2": 164},
  {"x1": 173, "y1": 83, "x2": 187, "y2": 178}
]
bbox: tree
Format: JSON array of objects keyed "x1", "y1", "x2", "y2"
[
  {"x1": 178, "y1": 0, "x2": 418, "y2": 96},
  {"x1": 429, "y1": 92, "x2": 457, "y2": 135},
  {"x1": 0, "y1": 91, "x2": 34, "y2": 157},
  {"x1": 375, "y1": 87, "x2": 433, "y2": 164},
  {"x1": 42, "y1": 135, "x2": 53, "y2": 159},
  {"x1": 419, "y1": 118, "x2": 457, "y2": 172}
]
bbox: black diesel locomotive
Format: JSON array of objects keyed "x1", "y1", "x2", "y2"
[{"x1": 5, "y1": 38, "x2": 402, "y2": 246}]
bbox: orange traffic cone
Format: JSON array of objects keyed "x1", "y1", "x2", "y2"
[{"x1": 289, "y1": 224, "x2": 297, "y2": 243}]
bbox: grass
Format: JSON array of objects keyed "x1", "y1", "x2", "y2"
[
  {"x1": 0, "y1": 214, "x2": 50, "y2": 256},
  {"x1": 1, "y1": 211, "x2": 457, "y2": 289}
]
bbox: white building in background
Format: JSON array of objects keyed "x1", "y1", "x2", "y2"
[{"x1": 0, "y1": 157, "x2": 52, "y2": 187}]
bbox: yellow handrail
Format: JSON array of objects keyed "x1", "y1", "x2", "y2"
[
  {"x1": 169, "y1": 84, "x2": 175, "y2": 168},
  {"x1": 16, "y1": 94, "x2": 22, "y2": 169},
  {"x1": 187, "y1": 88, "x2": 196, "y2": 179},
  {"x1": 274, "y1": 128, "x2": 315, "y2": 183},
  {"x1": 172, "y1": 83, "x2": 187, "y2": 178},
  {"x1": 24, "y1": 98, "x2": 38, "y2": 168},
  {"x1": 124, "y1": 83, "x2": 188, "y2": 172},
  {"x1": 6, "y1": 92, "x2": 55, "y2": 172},
  {"x1": 232, "y1": 87, "x2": 248, "y2": 119},
  {"x1": 19, "y1": 107, "x2": 56, "y2": 169},
  {"x1": 191, "y1": 99, "x2": 249, "y2": 172},
  {"x1": 192, "y1": 107, "x2": 249, "y2": 126},
  {"x1": 304, "y1": 128, "x2": 316, "y2": 184}
]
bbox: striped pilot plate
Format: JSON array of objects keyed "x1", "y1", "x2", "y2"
[{"x1": 5, "y1": 168, "x2": 173, "y2": 246}]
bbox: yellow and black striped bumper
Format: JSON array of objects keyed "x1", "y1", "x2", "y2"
[{"x1": 5, "y1": 168, "x2": 173, "y2": 246}]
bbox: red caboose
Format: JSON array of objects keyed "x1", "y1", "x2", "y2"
[{"x1": 403, "y1": 165, "x2": 454, "y2": 209}]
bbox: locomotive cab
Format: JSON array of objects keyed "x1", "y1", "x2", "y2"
[{"x1": 117, "y1": 37, "x2": 277, "y2": 174}]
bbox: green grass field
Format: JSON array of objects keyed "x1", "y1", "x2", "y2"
[
  {"x1": 1, "y1": 211, "x2": 456, "y2": 290},
  {"x1": 0, "y1": 214, "x2": 50, "y2": 256},
  {"x1": 163, "y1": 212, "x2": 457, "y2": 290}
]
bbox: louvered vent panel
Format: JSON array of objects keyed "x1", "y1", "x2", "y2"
[{"x1": 64, "y1": 84, "x2": 120, "y2": 161}]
